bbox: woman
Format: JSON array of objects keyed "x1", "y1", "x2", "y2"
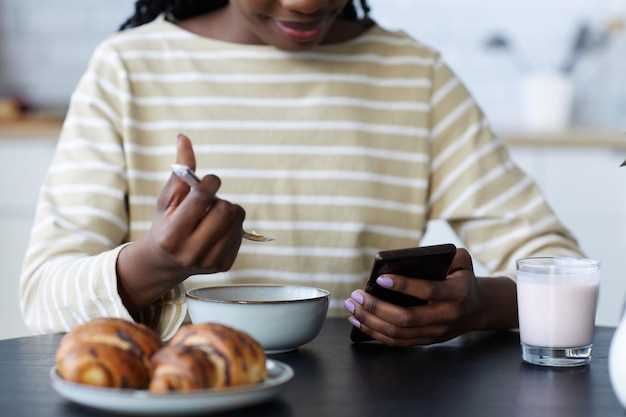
[{"x1": 20, "y1": 0, "x2": 583, "y2": 345}]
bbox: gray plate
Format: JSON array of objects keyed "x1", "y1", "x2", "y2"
[{"x1": 50, "y1": 359, "x2": 293, "y2": 416}]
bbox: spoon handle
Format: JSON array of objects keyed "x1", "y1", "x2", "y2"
[{"x1": 171, "y1": 163, "x2": 201, "y2": 187}]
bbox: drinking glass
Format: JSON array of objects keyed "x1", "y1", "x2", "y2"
[{"x1": 516, "y1": 257, "x2": 600, "y2": 367}]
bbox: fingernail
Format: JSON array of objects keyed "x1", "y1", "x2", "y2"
[
  {"x1": 376, "y1": 275, "x2": 393, "y2": 288},
  {"x1": 348, "y1": 316, "x2": 361, "y2": 328},
  {"x1": 351, "y1": 290, "x2": 364, "y2": 305},
  {"x1": 344, "y1": 299, "x2": 355, "y2": 314}
]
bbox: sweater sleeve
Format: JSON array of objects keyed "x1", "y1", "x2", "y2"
[
  {"x1": 18, "y1": 39, "x2": 186, "y2": 340},
  {"x1": 426, "y1": 56, "x2": 584, "y2": 278}
]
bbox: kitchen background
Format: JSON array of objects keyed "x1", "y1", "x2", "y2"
[{"x1": 0, "y1": 0, "x2": 625, "y2": 339}]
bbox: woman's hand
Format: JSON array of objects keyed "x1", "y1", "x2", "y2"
[
  {"x1": 116, "y1": 134, "x2": 245, "y2": 317},
  {"x1": 344, "y1": 248, "x2": 518, "y2": 346}
]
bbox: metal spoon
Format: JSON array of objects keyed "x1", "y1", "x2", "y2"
[{"x1": 171, "y1": 164, "x2": 275, "y2": 242}]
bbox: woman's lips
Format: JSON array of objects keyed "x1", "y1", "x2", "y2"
[{"x1": 274, "y1": 20, "x2": 325, "y2": 43}]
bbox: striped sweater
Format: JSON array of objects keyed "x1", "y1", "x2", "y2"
[{"x1": 19, "y1": 16, "x2": 583, "y2": 339}]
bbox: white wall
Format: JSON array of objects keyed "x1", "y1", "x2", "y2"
[
  {"x1": 0, "y1": 0, "x2": 132, "y2": 107},
  {"x1": 0, "y1": 139, "x2": 57, "y2": 340}
]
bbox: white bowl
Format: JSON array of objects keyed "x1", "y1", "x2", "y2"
[{"x1": 186, "y1": 285, "x2": 330, "y2": 354}]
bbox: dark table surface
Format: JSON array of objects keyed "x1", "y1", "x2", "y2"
[{"x1": 0, "y1": 318, "x2": 623, "y2": 417}]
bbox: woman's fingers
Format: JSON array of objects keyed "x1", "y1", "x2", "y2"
[
  {"x1": 347, "y1": 299, "x2": 452, "y2": 346},
  {"x1": 152, "y1": 133, "x2": 245, "y2": 272},
  {"x1": 158, "y1": 133, "x2": 199, "y2": 213},
  {"x1": 176, "y1": 133, "x2": 196, "y2": 170},
  {"x1": 346, "y1": 248, "x2": 479, "y2": 345}
]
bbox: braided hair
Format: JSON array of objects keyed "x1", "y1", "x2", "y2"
[{"x1": 120, "y1": 0, "x2": 370, "y2": 31}]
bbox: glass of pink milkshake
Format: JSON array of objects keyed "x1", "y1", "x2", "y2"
[{"x1": 516, "y1": 257, "x2": 601, "y2": 367}]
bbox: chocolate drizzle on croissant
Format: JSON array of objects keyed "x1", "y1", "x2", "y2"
[
  {"x1": 149, "y1": 345, "x2": 219, "y2": 392},
  {"x1": 60, "y1": 342, "x2": 150, "y2": 388}
]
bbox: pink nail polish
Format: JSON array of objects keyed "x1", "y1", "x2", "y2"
[
  {"x1": 344, "y1": 299, "x2": 355, "y2": 314},
  {"x1": 348, "y1": 316, "x2": 361, "y2": 328},
  {"x1": 376, "y1": 275, "x2": 393, "y2": 288},
  {"x1": 351, "y1": 290, "x2": 364, "y2": 305}
]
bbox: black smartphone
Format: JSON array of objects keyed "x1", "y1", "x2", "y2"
[{"x1": 350, "y1": 243, "x2": 457, "y2": 343}]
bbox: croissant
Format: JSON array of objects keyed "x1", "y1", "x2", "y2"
[
  {"x1": 56, "y1": 319, "x2": 267, "y2": 392},
  {"x1": 56, "y1": 318, "x2": 162, "y2": 389},
  {"x1": 165, "y1": 323, "x2": 267, "y2": 388}
]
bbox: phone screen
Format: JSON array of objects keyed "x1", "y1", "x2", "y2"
[{"x1": 350, "y1": 243, "x2": 457, "y2": 343}]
